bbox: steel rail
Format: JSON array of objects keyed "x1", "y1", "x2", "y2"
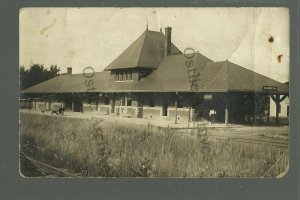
[{"x1": 20, "y1": 152, "x2": 81, "y2": 178}]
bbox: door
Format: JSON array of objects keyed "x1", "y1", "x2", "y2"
[{"x1": 162, "y1": 96, "x2": 168, "y2": 117}]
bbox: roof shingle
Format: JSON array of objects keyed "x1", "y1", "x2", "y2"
[
  {"x1": 21, "y1": 28, "x2": 289, "y2": 94},
  {"x1": 104, "y1": 30, "x2": 182, "y2": 70},
  {"x1": 21, "y1": 56, "x2": 289, "y2": 94}
]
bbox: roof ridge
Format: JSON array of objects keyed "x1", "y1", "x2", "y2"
[
  {"x1": 204, "y1": 62, "x2": 228, "y2": 89},
  {"x1": 207, "y1": 61, "x2": 226, "y2": 64},
  {"x1": 104, "y1": 30, "x2": 147, "y2": 70},
  {"x1": 225, "y1": 60, "x2": 229, "y2": 90},
  {"x1": 146, "y1": 29, "x2": 162, "y2": 34},
  {"x1": 136, "y1": 30, "x2": 148, "y2": 67},
  {"x1": 226, "y1": 60, "x2": 285, "y2": 84},
  {"x1": 195, "y1": 52, "x2": 213, "y2": 62}
]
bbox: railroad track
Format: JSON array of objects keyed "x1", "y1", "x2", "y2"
[
  {"x1": 20, "y1": 152, "x2": 81, "y2": 178},
  {"x1": 174, "y1": 128, "x2": 289, "y2": 148},
  {"x1": 210, "y1": 135, "x2": 289, "y2": 148}
]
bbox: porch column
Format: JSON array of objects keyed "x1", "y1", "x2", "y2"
[
  {"x1": 44, "y1": 96, "x2": 46, "y2": 110},
  {"x1": 275, "y1": 95, "x2": 280, "y2": 124},
  {"x1": 123, "y1": 94, "x2": 128, "y2": 115},
  {"x1": 71, "y1": 93, "x2": 74, "y2": 112},
  {"x1": 109, "y1": 93, "x2": 116, "y2": 113},
  {"x1": 175, "y1": 99, "x2": 178, "y2": 124},
  {"x1": 224, "y1": 94, "x2": 229, "y2": 126},
  {"x1": 270, "y1": 94, "x2": 288, "y2": 125},
  {"x1": 29, "y1": 98, "x2": 32, "y2": 110},
  {"x1": 225, "y1": 105, "x2": 229, "y2": 126},
  {"x1": 133, "y1": 94, "x2": 142, "y2": 118},
  {"x1": 109, "y1": 95, "x2": 115, "y2": 114},
  {"x1": 267, "y1": 103, "x2": 270, "y2": 125},
  {"x1": 95, "y1": 93, "x2": 99, "y2": 111},
  {"x1": 188, "y1": 97, "x2": 191, "y2": 122},
  {"x1": 80, "y1": 93, "x2": 83, "y2": 113}
]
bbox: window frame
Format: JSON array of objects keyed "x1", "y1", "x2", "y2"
[{"x1": 113, "y1": 69, "x2": 134, "y2": 82}]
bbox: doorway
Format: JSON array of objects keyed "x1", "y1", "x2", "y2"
[
  {"x1": 73, "y1": 95, "x2": 83, "y2": 112},
  {"x1": 162, "y1": 96, "x2": 168, "y2": 117}
]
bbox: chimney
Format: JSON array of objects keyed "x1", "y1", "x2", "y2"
[
  {"x1": 67, "y1": 67, "x2": 72, "y2": 75},
  {"x1": 164, "y1": 27, "x2": 172, "y2": 57}
]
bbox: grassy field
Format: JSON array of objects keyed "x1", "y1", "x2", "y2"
[{"x1": 19, "y1": 113, "x2": 289, "y2": 178}]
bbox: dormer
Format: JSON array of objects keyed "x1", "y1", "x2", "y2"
[{"x1": 104, "y1": 27, "x2": 182, "y2": 82}]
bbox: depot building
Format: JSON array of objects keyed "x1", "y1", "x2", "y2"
[{"x1": 20, "y1": 26, "x2": 289, "y2": 125}]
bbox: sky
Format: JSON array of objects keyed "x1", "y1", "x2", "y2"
[{"x1": 19, "y1": 7, "x2": 289, "y2": 82}]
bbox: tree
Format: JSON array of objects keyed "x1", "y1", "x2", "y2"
[{"x1": 20, "y1": 64, "x2": 60, "y2": 90}]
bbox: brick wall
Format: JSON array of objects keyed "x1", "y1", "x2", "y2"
[
  {"x1": 35, "y1": 101, "x2": 48, "y2": 111},
  {"x1": 20, "y1": 101, "x2": 31, "y2": 109},
  {"x1": 33, "y1": 101, "x2": 64, "y2": 112},
  {"x1": 168, "y1": 108, "x2": 194, "y2": 122},
  {"x1": 115, "y1": 106, "x2": 137, "y2": 118},
  {"x1": 50, "y1": 102, "x2": 63, "y2": 111},
  {"x1": 82, "y1": 103, "x2": 97, "y2": 113},
  {"x1": 98, "y1": 105, "x2": 110, "y2": 115},
  {"x1": 142, "y1": 107, "x2": 162, "y2": 119}
]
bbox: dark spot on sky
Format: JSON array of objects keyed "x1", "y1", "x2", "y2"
[
  {"x1": 268, "y1": 36, "x2": 274, "y2": 43},
  {"x1": 277, "y1": 54, "x2": 283, "y2": 63}
]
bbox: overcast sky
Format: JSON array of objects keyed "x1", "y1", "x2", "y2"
[{"x1": 20, "y1": 7, "x2": 289, "y2": 82}]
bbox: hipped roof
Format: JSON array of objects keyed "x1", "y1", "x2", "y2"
[
  {"x1": 104, "y1": 30, "x2": 182, "y2": 70},
  {"x1": 199, "y1": 61, "x2": 289, "y2": 93},
  {"x1": 21, "y1": 28, "x2": 288, "y2": 94},
  {"x1": 21, "y1": 55, "x2": 289, "y2": 94}
]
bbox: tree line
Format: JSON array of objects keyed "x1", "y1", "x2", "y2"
[{"x1": 20, "y1": 64, "x2": 60, "y2": 90}]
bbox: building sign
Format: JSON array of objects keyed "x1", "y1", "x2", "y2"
[
  {"x1": 263, "y1": 86, "x2": 277, "y2": 91},
  {"x1": 204, "y1": 94, "x2": 213, "y2": 100}
]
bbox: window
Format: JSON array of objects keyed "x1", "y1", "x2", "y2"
[
  {"x1": 123, "y1": 71, "x2": 126, "y2": 80},
  {"x1": 117, "y1": 71, "x2": 121, "y2": 81},
  {"x1": 114, "y1": 70, "x2": 133, "y2": 81},
  {"x1": 121, "y1": 71, "x2": 124, "y2": 81},
  {"x1": 115, "y1": 71, "x2": 119, "y2": 81}
]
